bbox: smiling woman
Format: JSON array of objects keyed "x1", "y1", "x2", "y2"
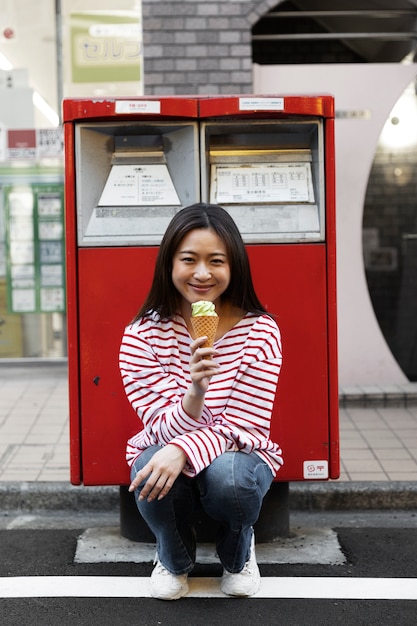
[
  {"x1": 171, "y1": 228, "x2": 231, "y2": 319},
  {"x1": 119, "y1": 202, "x2": 283, "y2": 600}
]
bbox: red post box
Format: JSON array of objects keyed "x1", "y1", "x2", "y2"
[{"x1": 63, "y1": 95, "x2": 338, "y2": 493}]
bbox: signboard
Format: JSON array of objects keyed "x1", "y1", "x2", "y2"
[
  {"x1": 62, "y1": 4, "x2": 144, "y2": 97},
  {"x1": 98, "y1": 164, "x2": 181, "y2": 206},
  {"x1": 7, "y1": 130, "x2": 37, "y2": 160},
  {"x1": 5, "y1": 184, "x2": 65, "y2": 313},
  {"x1": 3, "y1": 128, "x2": 64, "y2": 161}
]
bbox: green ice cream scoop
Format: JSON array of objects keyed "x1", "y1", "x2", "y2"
[{"x1": 191, "y1": 300, "x2": 217, "y2": 316}]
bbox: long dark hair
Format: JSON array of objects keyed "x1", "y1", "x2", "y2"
[{"x1": 134, "y1": 203, "x2": 267, "y2": 321}]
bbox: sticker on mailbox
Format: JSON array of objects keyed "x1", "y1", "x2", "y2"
[
  {"x1": 303, "y1": 460, "x2": 328, "y2": 479},
  {"x1": 239, "y1": 97, "x2": 284, "y2": 111},
  {"x1": 115, "y1": 100, "x2": 161, "y2": 114}
]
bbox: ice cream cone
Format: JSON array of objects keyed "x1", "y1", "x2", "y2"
[{"x1": 190, "y1": 315, "x2": 219, "y2": 352}]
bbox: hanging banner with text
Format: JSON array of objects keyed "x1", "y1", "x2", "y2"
[{"x1": 63, "y1": 4, "x2": 143, "y2": 97}]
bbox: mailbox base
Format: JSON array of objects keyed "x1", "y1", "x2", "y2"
[{"x1": 119, "y1": 481, "x2": 290, "y2": 543}]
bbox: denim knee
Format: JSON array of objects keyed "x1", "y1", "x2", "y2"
[{"x1": 196, "y1": 452, "x2": 273, "y2": 527}]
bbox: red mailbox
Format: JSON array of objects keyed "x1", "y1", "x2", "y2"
[{"x1": 63, "y1": 95, "x2": 338, "y2": 487}]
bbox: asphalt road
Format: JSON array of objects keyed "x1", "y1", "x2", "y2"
[{"x1": 1, "y1": 510, "x2": 417, "y2": 626}]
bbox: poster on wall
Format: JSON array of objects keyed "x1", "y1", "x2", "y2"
[
  {"x1": 5, "y1": 184, "x2": 65, "y2": 314},
  {"x1": 5, "y1": 129, "x2": 63, "y2": 161},
  {"x1": 62, "y1": 2, "x2": 144, "y2": 97}
]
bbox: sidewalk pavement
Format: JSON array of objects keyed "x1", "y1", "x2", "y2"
[{"x1": 1, "y1": 361, "x2": 417, "y2": 512}]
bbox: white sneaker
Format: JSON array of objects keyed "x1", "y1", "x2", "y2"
[
  {"x1": 220, "y1": 533, "x2": 261, "y2": 597},
  {"x1": 150, "y1": 560, "x2": 189, "y2": 600}
]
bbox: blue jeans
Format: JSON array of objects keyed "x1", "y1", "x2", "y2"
[{"x1": 130, "y1": 445, "x2": 274, "y2": 575}]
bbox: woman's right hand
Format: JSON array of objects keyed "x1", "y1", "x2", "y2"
[
  {"x1": 189, "y1": 336, "x2": 220, "y2": 395},
  {"x1": 128, "y1": 444, "x2": 187, "y2": 501}
]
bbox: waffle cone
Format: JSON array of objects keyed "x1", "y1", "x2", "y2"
[{"x1": 190, "y1": 316, "x2": 219, "y2": 350}]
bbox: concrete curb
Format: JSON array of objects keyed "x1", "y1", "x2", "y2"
[
  {"x1": 0, "y1": 482, "x2": 120, "y2": 512},
  {"x1": 1, "y1": 481, "x2": 416, "y2": 513},
  {"x1": 289, "y1": 481, "x2": 417, "y2": 511}
]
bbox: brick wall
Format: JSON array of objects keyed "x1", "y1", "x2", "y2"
[{"x1": 141, "y1": 0, "x2": 279, "y2": 94}]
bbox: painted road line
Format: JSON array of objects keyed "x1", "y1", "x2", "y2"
[{"x1": 1, "y1": 577, "x2": 417, "y2": 600}]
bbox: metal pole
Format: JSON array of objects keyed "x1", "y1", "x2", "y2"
[{"x1": 55, "y1": 0, "x2": 63, "y2": 125}]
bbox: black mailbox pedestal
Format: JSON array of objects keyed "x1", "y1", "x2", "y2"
[{"x1": 119, "y1": 481, "x2": 290, "y2": 543}]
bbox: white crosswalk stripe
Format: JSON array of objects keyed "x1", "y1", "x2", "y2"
[{"x1": 1, "y1": 576, "x2": 417, "y2": 600}]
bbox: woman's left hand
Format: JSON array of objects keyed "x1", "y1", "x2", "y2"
[{"x1": 128, "y1": 444, "x2": 187, "y2": 501}]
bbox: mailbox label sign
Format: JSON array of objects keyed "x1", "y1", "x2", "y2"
[
  {"x1": 239, "y1": 97, "x2": 284, "y2": 111},
  {"x1": 303, "y1": 460, "x2": 329, "y2": 479}
]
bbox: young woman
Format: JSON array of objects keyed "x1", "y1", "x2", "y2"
[{"x1": 119, "y1": 203, "x2": 283, "y2": 600}]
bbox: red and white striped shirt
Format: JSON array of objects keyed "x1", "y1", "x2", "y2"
[{"x1": 119, "y1": 311, "x2": 284, "y2": 477}]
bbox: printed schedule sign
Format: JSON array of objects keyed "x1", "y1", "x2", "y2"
[
  {"x1": 5, "y1": 184, "x2": 65, "y2": 313},
  {"x1": 210, "y1": 162, "x2": 315, "y2": 205}
]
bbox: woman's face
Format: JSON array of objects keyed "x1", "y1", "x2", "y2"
[{"x1": 172, "y1": 228, "x2": 231, "y2": 311}]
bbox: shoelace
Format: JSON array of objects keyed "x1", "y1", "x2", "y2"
[
  {"x1": 154, "y1": 562, "x2": 170, "y2": 576},
  {"x1": 241, "y1": 562, "x2": 255, "y2": 575}
]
